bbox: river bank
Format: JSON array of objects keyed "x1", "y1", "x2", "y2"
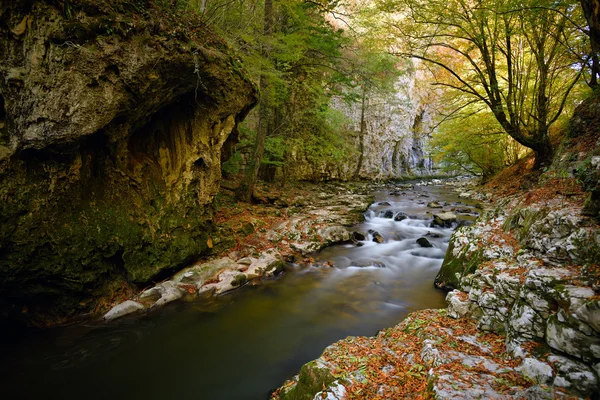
[
  {"x1": 100, "y1": 177, "x2": 479, "y2": 322},
  {"x1": 272, "y1": 154, "x2": 600, "y2": 399},
  {"x1": 1, "y1": 177, "x2": 480, "y2": 400}
]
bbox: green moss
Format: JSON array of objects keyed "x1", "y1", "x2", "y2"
[
  {"x1": 231, "y1": 273, "x2": 247, "y2": 287},
  {"x1": 435, "y1": 237, "x2": 485, "y2": 290},
  {"x1": 279, "y1": 361, "x2": 338, "y2": 400},
  {"x1": 502, "y1": 208, "x2": 549, "y2": 243}
]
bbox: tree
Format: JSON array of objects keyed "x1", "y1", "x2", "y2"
[
  {"x1": 237, "y1": 0, "x2": 274, "y2": 202},
  {"x1": 380, "y1": 0, "x2": 585, "y2": 168}
]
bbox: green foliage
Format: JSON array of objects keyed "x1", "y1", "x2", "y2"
[{"x1": 430, "y1": 106, "x2": 524, "y2": 179}]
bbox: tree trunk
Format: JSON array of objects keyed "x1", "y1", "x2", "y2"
[
  {"x1": 581, "y1": 0, "x2": 600, "y2": 87},
  {"x1": 533, "y1": 134, "x2": 554, "y2": 169},
  {"x1": 353, "y1": 89, "x2": 367, "y2": 180},
  {"x1": 237, "y1": 0, "x2": 273, "y2": 202}
]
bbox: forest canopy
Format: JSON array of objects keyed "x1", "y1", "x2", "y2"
[{"x1": 177, "y1": 0, "x2": 597, "y2": 186}]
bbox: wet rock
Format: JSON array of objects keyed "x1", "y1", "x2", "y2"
[
  {"x1": 320, "y1": 226, "x2": 351, "y2": 244},
  {"x1": 394, "y1": 212, "x2": 408, "y2": 221},
  {"x1": 152, "y1": 281, "x2": 184, "y2": 307},
  {"x1": 368, "y1": 230, "x2": 385, "y2": 243},
  {"x1": 351, "y1": 231, "x2": 366, "y2": 241},
  {"x1": 427, "y1": 201, "x2": 443, "y2": 208},
  {"x1": 425, "y1": 231, "x2": 443, "y2": 238},
  {"x1": 381, "y1": 210, "x2": 395, "y2": 219},
  {"x1": 416, "y1": 237, "x2": 433, "y2": 248},
  {"x1": 231, "y1": 274, "x2": 247, "y2": 287},
  {"x1": 172, "y1": 257, "x2": 241, "y2": 286},
  {"x1": 245, "y1": 252, "x2": 285, "y2": 279},
  {"x1": 378, "y1": 201, "x2": 391, "y2": 206},
  {"x1": 432, "y1": 212, "x2": 457, "y2": 227},
  {"x1": 103, "y1": 300, "x2": 144, "y2": 322}
]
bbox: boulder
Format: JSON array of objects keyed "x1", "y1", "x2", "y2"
[
  {"x1": 427, "y1": 201, "x2": 443, "y2": 208},
  {"x1": 321, "y1": 226, "x2": 351, "y2": 244},
  {"x1": 416, "y1": 237, "x2": 433, "y2": 248},
  {"x1": 432, "y1": 212, "x2": 457, "y2": 227},
  {"x1": 152, "y1": 281, "x2": 184, "y2": 308},
  {"x1": 394, "y1": 212, "x2": 408, "y2": 221},
  {"x1": 351, "y1": 231, "x2": 366, "y2": 241},
  {"x1": 245, "y1": 252, "x2": 285, "y2": 279},
  {"x1": 381, "y1": 210, "x2": 395, "y2": 219},
  {"x1": 368, "y1": 230, "x2": 385, "y2": 243}
]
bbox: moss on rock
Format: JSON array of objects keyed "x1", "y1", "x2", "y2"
[
  {"x1": 0, "y1": 0, "x2": 257, "y2": 326},
  {"x1": 435, "y1": 238, "x2": 484, "y2": 290},
  {"x1": 279, "y1": 360, "x2": 338, "y2": 400}
]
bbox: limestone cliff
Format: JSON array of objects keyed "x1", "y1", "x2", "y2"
[
  {"x1": 0, "y1": 0, "x2": 257, "y2": 325},
  {"x1": 274, "y1": 64, "x2": 436, "y2": 181}
]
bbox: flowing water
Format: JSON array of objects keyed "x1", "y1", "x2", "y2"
[{"x1": 0, "y1": 182, "x2": 479, "y2": 400}]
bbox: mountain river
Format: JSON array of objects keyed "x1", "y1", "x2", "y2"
[{"x1": 0, "y1": 181, "x2": 480, "y2": 400}]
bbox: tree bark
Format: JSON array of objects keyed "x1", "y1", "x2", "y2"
[
  {"x1": 237, "y1": 0, "x2": 273, "y2": 202},
  {"x1": 353, "y1": 88, "x2": 367, "y2": 180}
]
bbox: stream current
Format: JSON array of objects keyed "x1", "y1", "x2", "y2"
[{"x1": 0, "y1": 182, "x2": 479, "y2": 400}]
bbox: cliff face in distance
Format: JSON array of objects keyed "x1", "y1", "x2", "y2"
[
  {"x1": 0, "y1": 0, "x2": 257, "y2": 326},
  {"x1": 278, "y1": 67, "x2": 437, "y2": 181}
]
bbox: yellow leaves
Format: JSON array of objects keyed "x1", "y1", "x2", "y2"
[{"x1": 206, "y1": 237, "x2": 213, "y2": 248}]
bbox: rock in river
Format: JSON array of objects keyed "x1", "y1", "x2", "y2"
[
  {"x1": 432, "y1": 212, "x2": 457, "y2": 228},
  {"x1": 416, "y1": 237, "x2": 433, "y2": 248},
  {"x1": 368, "y1": 230, "x2": 385, "y2": 243}
]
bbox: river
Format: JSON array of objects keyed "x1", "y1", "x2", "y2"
[{"x1": 0, "y1": 181, "x2": 479, "y2": 400}]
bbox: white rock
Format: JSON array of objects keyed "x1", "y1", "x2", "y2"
[
  {"x1": 518, "y1": 358, "x2": 554, "y2": 384},
  {"x1": 103, "y1": 300, "x2": 144, "y2": 321},
  {"x1": 508, "y1": 302, "x2": 545, "y2": 339},
  {"x1": 153, "y1": 281, "x2": 184, "y2": 307},
  {"x1": 549, "y1": 354, "x2": 599, "y2": 397},
  {"x1": 446, "y1": 290, "x2": 473, "y2": 319},
  {"x1": 245, "y1": 252, "x2": 283, "y2": 279},
  {"x1": 546, "y1": 315, "x2": 600, "y2": 361}
]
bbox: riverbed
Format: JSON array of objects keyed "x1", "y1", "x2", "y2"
[{"x1": 0, "y1": 182, "x2": 479, "y2": 400}]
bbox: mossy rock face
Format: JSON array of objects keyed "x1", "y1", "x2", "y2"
[
  {"x1": 279, "y1": 361, "x2": 338, "y2": 400},
  {"x1": 0, "y1": 0, "x2": 257, "y2": 326},
  {"x1": 502, "y1": 208, "x2": 549, "y2": 243},
  {"x1": 435, "y1": 236, "x2": 485, "y2": 291}
]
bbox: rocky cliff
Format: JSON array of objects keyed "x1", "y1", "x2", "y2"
[
  {"x1": 0, "y1": 0, "x2": 257, "y2": 326},
  {"x1": 277, "y1": 64, "x2": 436, "y2": 181}
]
